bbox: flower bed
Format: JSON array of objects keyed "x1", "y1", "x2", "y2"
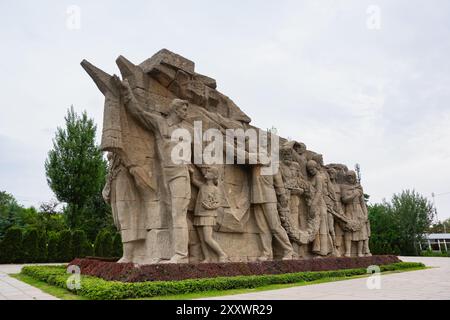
[
  {"x1": 69, "y1": 255, "x2": 401, "y2": 282},
  {"x1": 21, "y1": 261, "x2": 425, "y2": 300}
]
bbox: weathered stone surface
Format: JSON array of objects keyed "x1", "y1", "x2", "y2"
[{"x1": 82, "y1": 49, "x2": 371, "y2": 265}]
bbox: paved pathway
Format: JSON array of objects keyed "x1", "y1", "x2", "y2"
[
  {"x1": 0, "y1": 263, "x2": 61, "y2": 300},
  {"x1": 204, "y1": 257, "x2": 450, "y2": 300}
]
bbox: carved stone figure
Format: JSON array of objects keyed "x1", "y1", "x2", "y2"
[
  {"x1": 341, "y1": 171, "x2": 371, "y2": 257},
  {"x1": 190, "y1": 165, "x2": 229, "y2": 262},
  {"x1": 306, "y1": 160, "x2": 334, "y2": 256},
  {"x1": 251, "y1": 161, "x2": 294, "y2": 261},
  {"x1": 82, "y1": 49, "x2": 372, "y2": 264},
  {"x1": 123, "y1": 83, "x2": 193, "y2": 264}
]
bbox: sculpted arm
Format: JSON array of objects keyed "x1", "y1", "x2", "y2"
[{"x1": 122, "y1": 80, "x2": 163, "y2": 134}]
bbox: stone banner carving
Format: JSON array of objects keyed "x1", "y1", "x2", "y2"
[{"x1": 82, "y1": 49, "x2": 371, "y2": 264}]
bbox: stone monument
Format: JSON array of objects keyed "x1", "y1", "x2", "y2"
[{"x1": 82, "y1": 49, "x2": 371, "y2": 264}]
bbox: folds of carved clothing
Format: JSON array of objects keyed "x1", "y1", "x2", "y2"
[
  {"x1": 344, "y1": 201, "x2": 370, "y2": 242},
  {"x1": 311, "y1": 203, "x2": 333, "y2": 256},
  {"x1": 166, "y1": 174, "x2": 191, "y2": 258},
  {"x1": 113, "y1": 167, "x2": 147, "y2": 243},
  {"x1": 254, "y1": 203, "x2": 294, "y2": 258}
]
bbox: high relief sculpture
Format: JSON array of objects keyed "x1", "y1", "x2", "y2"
[{"x1": 83, "y1": 49, "x2": 372, "y2": 264}]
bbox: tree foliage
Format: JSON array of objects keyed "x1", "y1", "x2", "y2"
[
  {"x1": 45, "y1": 106, "x2": 106, "y2": 229},
  {"x1": 0, "y1": 227, "x2": 23, "y2": 263},
  {"x1": 57, "y1": 230, "x2": 73, "y2": 262},
  {"x1": 369, "y1": 189, "x2": 435, "y2": 255},
  {"x1": 428, "y1": 218, "x2": 450, "y2": 233},
  {"x1": 72, "y1": 229, "x2": 92, "y2": 258},
  {"x1": 23, "y1": 228, "x2": 39, "y2": 262},
  {"x1": 94, "y1": 229, "x2": 113, "y2": 257},
  {"x1": 47, "y1": 232, "x2": 59, "y2": 262}
]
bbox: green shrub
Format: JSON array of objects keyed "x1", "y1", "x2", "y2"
[
  {"x1": 47, "y1": 232, "x2": 59, "y2": 262},
  {"x1": 94, "y1": 229, "x2": 113, "y2": 257},
  {"x1": 21, "y1": 262, "x2": 425, "y2": 300},
  {"x1": 37, "y1": 231, "x2": 48, "y2": 262},
  {"x1": 112, "y1": 233, "x2": 123, "y2": 258},
  {"x1": 57, "y1": 230, "x2": 73, "y2": 262},
  {"x1": 0, "y1": 227, "x2": 23, "y2": 263},
  {"x1": 23, "y1": 228, "x2": 39, "y2": 262},
  {"x1": 72, "y1": 230, "x2": 92, "y2": 258}
]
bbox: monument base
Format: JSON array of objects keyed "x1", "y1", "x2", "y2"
[{"x1": 69, "y1": 255, "x2": 400, "y2": 282}]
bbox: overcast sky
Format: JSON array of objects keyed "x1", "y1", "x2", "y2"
[{"x1": 1, "y1": 0, "x2": 449, "y2": 221}]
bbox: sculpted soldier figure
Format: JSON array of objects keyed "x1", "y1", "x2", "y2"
[
  {"x1": 102, "y1": 152, "x2": 151, "y2": 262},
  {"x1": 326, "y1": 167, "x2": 344, "y2": 256},
  {"x1": 123, "y1": 80, "x2": 192, "y2": 263},
  {"x1": 341, "y1": 171, "x2": 371, "y2": 257},
  {"x1": 251, "y1": 157, "x2": 294, "y2": 260},
  {"x1": 306, "y1": 160, "x2": 334, "y2": 256},
  {"x1": 278, "y1": 146, "x2": 310, "y2": 254}
]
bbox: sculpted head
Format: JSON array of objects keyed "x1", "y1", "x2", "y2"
[
  {"x1": 280, "y1": 147, "x2": 293, "y2": 162},
  {"x1": 345, "y1": 170, "x2": 358, "y2": 185},
  {"x1": 294, "y1": 142, "x2": 307, "y2": 155},
  {"x1": 170, "y1": 99, "x2": 189, "y2": 120},
  {"x1": 202, "y1": 166, "x2": 219, "y2": 185},
  {"x1": 306, "y1": 160, "x2": 318, "y2": 176},
  {"x1": 327, "y1": 167, "x2": 337, "y2": 181}
]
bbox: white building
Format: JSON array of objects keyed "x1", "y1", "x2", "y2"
[{"x1": 420, "y1": 233, "x2": 450, "y2": 252}]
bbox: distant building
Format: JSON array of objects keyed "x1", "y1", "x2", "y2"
[{"x1": 420, "y1": 234, "x2": 450, "y2": 252}]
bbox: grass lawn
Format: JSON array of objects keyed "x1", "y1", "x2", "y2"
[
  {"x1": 10, "y1": 273, "x2": 86, "y2": 300},
  {"x1": 13, "y1": 264, "x2": 427, "y2": 300}
]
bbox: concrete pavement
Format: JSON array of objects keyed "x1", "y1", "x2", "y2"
[
  {"x1": 203, "y1": 256, "x2": 450, "y2": 300},
  {"x1": 0, "y1": 263, "x2": 61, "y2": 300}
]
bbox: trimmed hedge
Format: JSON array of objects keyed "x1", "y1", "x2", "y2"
[
  {"x1": 23, "y1": 228, "x2": 39, "y2": 262},
  {"x1": 0, "y1": 227, "x2": 23, "y2": 263},
  {"x1": 57, "y1": 230, "x2": 73, "y2": 262},
  {"x1": 37, "y1": 231, "x2": 48, "y2": 262},
  {"x1": 47, "y1": 232, "x2": 59, "y2": 262},
  {"x1": 72, "y1": 230, "x2": 92, "y2": 258},
  {"x1": 21, "y1": 262, "x2": 425, "y2": 300},
  {"x1": 94, "y1": 230, "x2": 113, "y2": 258}
]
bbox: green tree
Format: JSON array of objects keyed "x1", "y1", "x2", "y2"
[
  {"x1": 369, "y1": 190, "x2": 434, "y2": 256},
  {"x1": 47, "y1": 232, "x2": 59, "y2": 262},
  {"x1": 57, "y1": 230, "x2": 73, "y2": 262},
  {"x1": 368, "y1": 203, "x2": 400, "y2": 255},
  {"x1": 36, "y1": 231, "x2": 47, "y2": 262},
  {"x1": 23, "y1": 228, "x2": 39, "y2": 262},
  {"x1": 391, "y1": 190, "x2": 434, "y2": 255},
  {"x1": 428, "y1": 218, "x2": 450, "y2": 233},
  {"x1": 72, "y1": 230, "x2": 92, "y2": 258},
  {"x1": 45, "y1": 106, "x2": 106, "y2": 230},
  {"x1": 38, "y1": 200, "x2": 66, "y2": 235},
  {"x1": 0, "y1": 227, "x2": 23, "y2": 263},
  {"x1": 0, "y1": 192, "x2": 23, "y2": 239},
  {"x1": 94, "y1": 229, "x2": 113, "y2": 257}
]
